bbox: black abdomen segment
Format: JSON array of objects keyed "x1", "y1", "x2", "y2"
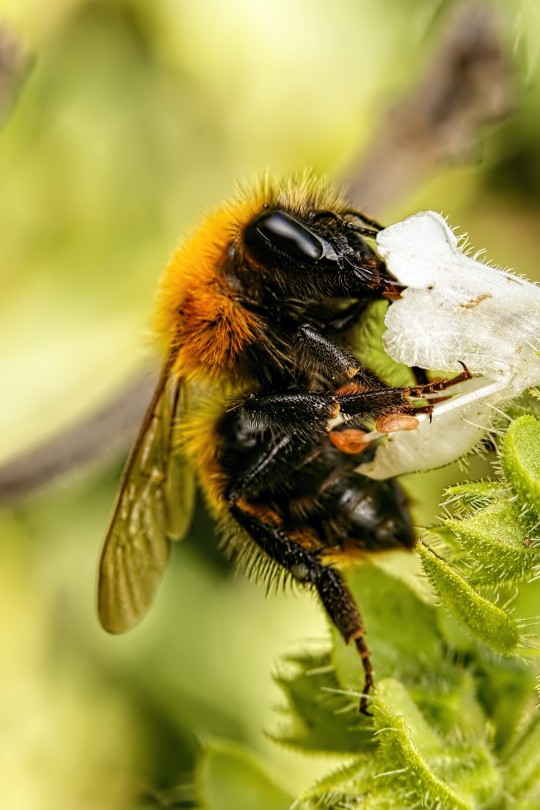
[{"x1": 219, "y1": 408, "x2": 414, "y2": 556}]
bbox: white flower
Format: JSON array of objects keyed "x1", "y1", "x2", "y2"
[{"x1": 358, "y1": 211, "x2": 540, "y2": 480}]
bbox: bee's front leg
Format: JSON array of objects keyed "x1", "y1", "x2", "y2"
[
  {"x1": 292, "y1": 323, "x2": 385, "y2": 388},
  {"x1": 336, "y1": 364, "x2": 472, "y2": 422}
]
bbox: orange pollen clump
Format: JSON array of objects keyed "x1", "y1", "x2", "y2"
[
  {"x1": 328, "y1": 428, "x2": 370, "y2": 454},
  {"x1": 375, "y1": 413, "x2": 419, "y2": 433}
]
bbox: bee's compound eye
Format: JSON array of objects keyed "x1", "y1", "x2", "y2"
[{"x1": 244, "y1": 210, "x2": 323, "y2": 263}]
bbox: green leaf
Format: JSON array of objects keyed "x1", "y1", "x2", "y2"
[
  {"x1": 272, "y1": 651, "x2": 375, "y2": 754},
  {"x1": 331, "y1": 565, "x2": 443, "y2": 688},
  {"x1": 444, "y1": 481, "x2": 508, "y2": 515},
  {"x1": 197, "y1": 740, "x2": 293, "y2": 810},
  {"x1": 475, "y1": 653, "x2": 537, "y2": 750},
  {"x1": 417, "y1": 542, "x2": 520, "y2": 654},
  {"x1": 330, "y1": 565, "x2": 484, "y2": 736},
  {"x1": 503, "y1": 710, "x2": 540, "y2": 804},
  {"x1": 445, "y1": 500, "x2": 540, "y2": 585},
  {"x1": 295, "y1": 754, "x2": 377, "y2": 808},
  {"x1": 296, "y1": 678, "x2": 501, "y2": 810},
  {"x1": 353, "y1": 300, "x2": 416, "y2": 387},
  {"x1": 500, "y1": 415, "x2": 540, "y2": 523},
  {"x1": 371, "y1": 679, "x2": 501, "y2": 810}
]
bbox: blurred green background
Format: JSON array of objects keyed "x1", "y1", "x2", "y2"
[{"x1": 0, "y1": 1, "x2": 539, "y2": 808}]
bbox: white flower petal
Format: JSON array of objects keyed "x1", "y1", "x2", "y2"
[{"x1": 358, "y1": 211, "x2": 540, "y2": 479}]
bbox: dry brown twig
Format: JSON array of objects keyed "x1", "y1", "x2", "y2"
[
  {"x1": 0, "y1": 374, "x2": 156, "y2": 506},
  {"x1": 346, "y1": 2, "x2": 512, "y2": 212},
  {"x1": 0, "y1": 2, "x2": 514, "y2": 506}
]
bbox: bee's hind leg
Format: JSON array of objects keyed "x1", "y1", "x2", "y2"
[{"x1": 228, "y1": 500, "x2": 374, "y2": 715}]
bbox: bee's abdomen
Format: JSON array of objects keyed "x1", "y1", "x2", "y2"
[{"x1": 216, "y1": 408, "x2": 415, "y2": 557}]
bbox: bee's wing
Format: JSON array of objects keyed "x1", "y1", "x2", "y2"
[{"x1": 98, "y1": 356, "x2": 195, "y2": 634}]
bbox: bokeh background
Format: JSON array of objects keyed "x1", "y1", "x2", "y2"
[{"x1": 0, "y1": 1, "x2": 539, "y2": 808}]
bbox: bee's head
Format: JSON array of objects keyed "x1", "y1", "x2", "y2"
[{"x1": 240, "y1": 207, "x2": 402, "y2": 300}]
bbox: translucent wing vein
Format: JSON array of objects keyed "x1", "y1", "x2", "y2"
[{"x1": 98, "y1": 356, "x2": 194, "y2": 633}]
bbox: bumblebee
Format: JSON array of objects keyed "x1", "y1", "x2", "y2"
[{"x1": 98, "y1": 175, "x2": 469, "y2": 712}]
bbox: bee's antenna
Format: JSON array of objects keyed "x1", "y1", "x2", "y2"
[
  {"x1": 341, "y1": 208, "x2": 385, "y2": 233},
  {"x1": 310, "y1": 209, "x2": 382, "y2": 239}
]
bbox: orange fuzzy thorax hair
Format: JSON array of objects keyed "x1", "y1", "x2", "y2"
[
  {"x1": 153, "y1": 199, "x2": 258, "y2": 382},
  {"x1": 153, "y1": 174, "x2": 344, "y2": 382}
]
